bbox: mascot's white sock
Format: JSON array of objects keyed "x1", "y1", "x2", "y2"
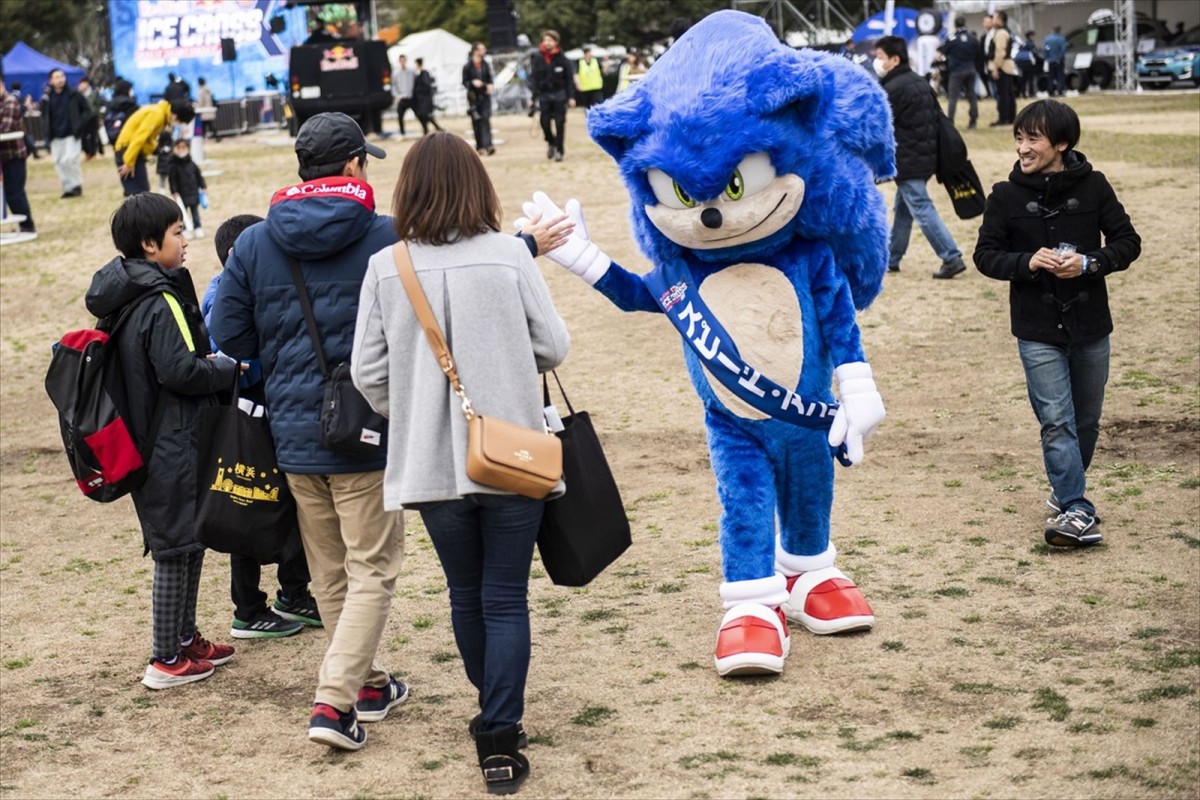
[
  {"x1": 774, "y1": 540, "x2": 837, "y2": 576},
  {"x1": 719, "y1": 574, "x2": 789, "y2": 610}
]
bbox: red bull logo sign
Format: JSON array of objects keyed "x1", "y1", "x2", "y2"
[{"x1": 320, "y1": 45, "x2": 360, "y2": 72}]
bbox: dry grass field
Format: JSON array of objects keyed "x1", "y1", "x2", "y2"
[{"x1": 1, "y1": 90, "x2": 1197, "y2": 800}]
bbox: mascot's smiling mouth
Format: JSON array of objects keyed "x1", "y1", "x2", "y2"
[
  {"x1": 644, "y1": 172, "x2": 806, "y2": 251},
  {"x1": 706, "y1": 194, "x2": 789, "y2": 242}
]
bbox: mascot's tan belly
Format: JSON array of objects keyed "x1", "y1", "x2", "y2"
[{"x1": 698, "y1": 263, "x2": 802, "y2": 420}]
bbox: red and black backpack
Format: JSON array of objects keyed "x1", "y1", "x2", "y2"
[{"x1": 44, "y1": 291, "x2": 177, "y2": 502}]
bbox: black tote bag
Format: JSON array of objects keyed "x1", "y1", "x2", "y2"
[
  {"x1": 537, "y1": 372, "x2": 630, "y2": 587},
  {"x1": 934, "y1": 104, "x2": 987, "y2": 220},
  {"x1": 194, "y1": 379, "x2": 302, "y2": 564}
]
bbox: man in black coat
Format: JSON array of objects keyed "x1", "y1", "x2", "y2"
[
  {"x1": 41, "y1": 68, "x2": 92, "y2": 197},
  {"x1": 529, "y1": 29, "x2": 575, "y2": 162},
  {"x1": 974, "y1": 100, "x2": 1139, "y2": 548},
  {"x1": 940, "y1": 16, "x2": 978, "y2": 129},
  {"x1": 462, "y1": 41, "x2": 495, "y2": 155},
  {"x1": 874, "y1": 36, "x2": 966, "y2": 279}
]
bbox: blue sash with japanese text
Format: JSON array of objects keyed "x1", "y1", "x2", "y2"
[{"x1": 642, "y1": 259, "x2": 850, "y2": 465}]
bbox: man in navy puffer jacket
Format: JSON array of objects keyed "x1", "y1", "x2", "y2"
[{"x1": 209, "y1": 113, "x2": 409, "y2": 751}]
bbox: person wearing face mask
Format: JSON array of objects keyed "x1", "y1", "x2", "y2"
[
  {"x1": 973, "y1": 100, "x2": 1140, "y2": 549},
  {"x1": 873, "y1": 36, "x2": 966, "y2": 279}
]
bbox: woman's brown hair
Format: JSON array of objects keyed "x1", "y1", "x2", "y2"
[{"x1": 391, "y1": 132, "x2": 501, "y2": 245}]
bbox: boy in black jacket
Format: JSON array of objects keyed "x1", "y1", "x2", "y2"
[
  {"x1": 85, "y1": 193, "x2": 239, "y2": 688},
  {"x1": 974, "y1": 100, "x2": 1140, "y2": 548},
  {"x1": 168, "y1": 138, "x2": 207, "y2": 238}
]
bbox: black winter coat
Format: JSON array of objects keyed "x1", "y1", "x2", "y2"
[
  {"x1": 86, "y1": 258, "x2": 237, "y2": 559},
  {"x1": 974, "y1": 151, "x2": 1140, "y2": 345},
  {"x1": 529, "y1": 49, "x2": 575, "y2": 102},
  {"x1": 413, "y1": 70, "x2": 437, "y2": 117},
  {"x1": 41, "y1": 87, "x2": 93, "y2": 139},
  {"x1": 880, "y1": 65, "x2": 939, "y2": 180},
  {"x1": 168, "y1": 154, "x2": 206, "y2": 205}
]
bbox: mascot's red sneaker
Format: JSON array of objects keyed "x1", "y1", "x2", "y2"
[
  {"x1": 713, "y1": 603, "x2": 790, "y2": 677},
  {"x1": 781, "y1": 567, "x2": 875, "y2": 634}
]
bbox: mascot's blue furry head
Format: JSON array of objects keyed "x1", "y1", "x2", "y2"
[{"x1": 588, "y1": 10, "x2": 895, "y2": 309}]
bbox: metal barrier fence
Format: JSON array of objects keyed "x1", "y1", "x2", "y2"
[{"x1": 21, "y1": 97, "x2": 288, "y2": 148}]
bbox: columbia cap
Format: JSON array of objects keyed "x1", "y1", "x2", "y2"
[{"x1": 295, "y1": 112, "x2": 386, "y2": 167}]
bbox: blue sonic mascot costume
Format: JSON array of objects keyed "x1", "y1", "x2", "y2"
[{"x1": 523, "y1": 10, "x2": 894, "y2": 677}]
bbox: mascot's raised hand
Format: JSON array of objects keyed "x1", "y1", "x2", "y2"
[
  {"x1": 530, "y1": 10, "x2": 894, "y2": 678},
  {"x1": 517, "y1": 192, "x2": 611, "y2": 285}
]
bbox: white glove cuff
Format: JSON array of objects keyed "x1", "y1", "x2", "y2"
[
  {"x1": 834, "y1": 361, "x2": 872, "y2": 383},
  {"x1": 839, "y1": 377, "x2": 877, "y2": 396},
  {"x1": 577, "y1": 252, "x2": 612, "y2": 286}
]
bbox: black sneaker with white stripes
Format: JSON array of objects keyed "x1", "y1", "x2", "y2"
[
  {"x1": 1047, "y1": 492, "x2": 1102, "y2": 524},
  {"x1": 1044, "y1": 509, "x2": 1103, "y2": 548},
  {"x1": 231, "y1": 609, "x2": 304, "y2": 639}
]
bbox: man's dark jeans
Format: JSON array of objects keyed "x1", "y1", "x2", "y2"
[
  {"x1": 539, "y1": 95, "x2": 568, "y2": 155},
  {"x1": 1, "y1": 157, "x2": 35, "y2": 231},
  {"x1": 115, "y1": 149, "x2": 149, "y2": 196},
  {"x1": 946, "y1": 69, "x2": 978, "y2": 127},
  {"x1": 415, "y1": 494, "x2": 544, "y2": 731}
]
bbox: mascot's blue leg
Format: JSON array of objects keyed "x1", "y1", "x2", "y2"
[
  {"x1": 771, "y1": 425, "x2": 833, "y2": 560},
  {"x1": 771, "y1": 427, "x2": 876, "y2": 636},
  {"x1": 705, "y1": 408, "x2": 792, "y2": 677},
  {"x1": 706, "y1": 409, "x2": 778, "y2": 586}
]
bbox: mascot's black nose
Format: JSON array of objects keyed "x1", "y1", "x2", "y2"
[{"x1": 701, "y1": 207, "x2": 723, "y2": 229}]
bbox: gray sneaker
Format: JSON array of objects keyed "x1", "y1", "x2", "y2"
[{"x1": 1044, "y1": 509, "x2": 1103, "y2": 548}]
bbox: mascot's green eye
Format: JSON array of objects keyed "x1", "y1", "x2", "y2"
[
  {"x1": 673, "y1": 181, "x2": 697, "y2": 208},
  {"x1": 725, "y1": 170, "x2": 744, "y2": 200}
]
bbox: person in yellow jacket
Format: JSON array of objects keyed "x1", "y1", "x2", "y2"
[
  {"x1": 575, "y1": 46, "x2": 604, "y2": 109},
  {"x1": 115, "y1": 99, "x2": 195, "y2": 196}
]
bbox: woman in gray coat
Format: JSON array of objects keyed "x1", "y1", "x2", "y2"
[{"x1": 352, "y1": 132, "x2": 569, "y2": 795}]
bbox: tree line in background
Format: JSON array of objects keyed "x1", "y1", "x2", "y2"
[
  {"x1": 358, "y1": 0, "x2": 733, "y2": 51},
  {"x1": 0, "y1": 0, "x2": 113, "y2": 81}
]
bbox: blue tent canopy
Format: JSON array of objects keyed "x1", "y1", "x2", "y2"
[
  {"x1": 2, "y1": 41, "x2": 87, "y2": 96},
  {"x1": 853, "y1": 7, "x2": 921, "y2": 44}
]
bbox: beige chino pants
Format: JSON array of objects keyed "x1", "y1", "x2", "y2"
[{"x1": 286, "y1": 471, "x2": 404, "y2": 712}]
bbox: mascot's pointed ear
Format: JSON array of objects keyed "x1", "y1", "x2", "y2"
[
  {"x1": 744, "y1": 49, "x2": 823, "y2": 118},
  {"x1": 587, "y1": 89, "x2": 652, "y2": 162},
  {"x1": 746, "y1": 49, "x2": 896, "y2": 180}
]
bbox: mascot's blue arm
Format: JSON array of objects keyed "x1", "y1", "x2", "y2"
[
  {"x1": 810, "y1": 245, "x2": 867, "y2": 366},
  {"x1": 593, "y1": 261, "x2": 662, "y2": 313}
]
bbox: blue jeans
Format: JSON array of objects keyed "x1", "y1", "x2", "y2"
[
  {"x1": 415, "y1": 494, "x2": 543, "y2": 731},
  {"x1": 1018, "y1": 337, "x2": 1110, "y2": 515},
  {"x1": 888, "y1": 178, "x2": 962, "y2": 268}
]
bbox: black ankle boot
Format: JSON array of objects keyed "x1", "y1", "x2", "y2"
[
  {"x1": 469, "y1": 714, "x2": 528, "y2": 749},
  {"x1": 475, "y1": 725, "x2": 529, "y2": 795}
]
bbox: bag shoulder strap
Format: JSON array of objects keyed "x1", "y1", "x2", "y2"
[
  {"x1": 95, "y1": 289, "x2": 182, "y2": 465},
  {"x1": 286, "y1": 257, "x2": 329, "y2": 376},
  {"x1": 392, "y1": 242, "x2": 470, "y2": 404},
  {"x1": 542, "y1": 370, "x2": 574, "y2": 416}
]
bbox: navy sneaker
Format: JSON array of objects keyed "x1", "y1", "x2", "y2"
[
  {"x1": 1045, "y1": 509, "x2": 1103, "y2": 548},
  {"x1": 231, "y1": 610, "x2": 304, "y2": 639},
  {"x1": 355, "y1": 675, "x2": 410, "y2": 723},
  {"x1": 308, "y1": 704, "x2": 366, "y2": 751},
  {"x1": 273, "y1": 593, "x2": 322, "y2": 627}
]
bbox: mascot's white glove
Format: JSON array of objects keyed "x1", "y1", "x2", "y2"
[
  {"x1": 827, "y1": 362, "x2": 885, "y2": 466},
  {"x1": 516, "y1": 191, "x2": 612, "y2": 285}
]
